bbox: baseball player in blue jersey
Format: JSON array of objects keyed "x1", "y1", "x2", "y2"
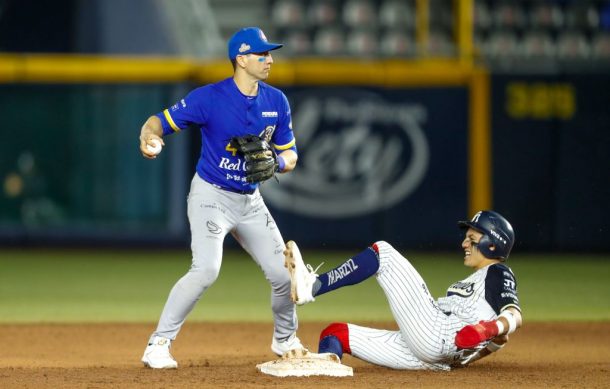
[
  {"x1": 286, "y1": 210, "x2": 522, "y2": 370},
  {"x1": 139, "y1": 27, "x2": 304, "y2": 369}
]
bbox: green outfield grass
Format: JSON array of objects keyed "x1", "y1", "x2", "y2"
[{"x1": 0, "y1": 248, "x2": 608, "y2": 323}]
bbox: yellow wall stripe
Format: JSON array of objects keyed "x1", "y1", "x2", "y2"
[
  {"x1": 0, "y1": 55, "x2": 474, "y2": 86},
  {"x1": 468, "y1": 68, "x2": 492, "y2": 215},
  {"x1": 456, "y1": 0, "x2": 474, "y2": 65},
  {"x1": 163, "y1": 109, "x2": 181, "y2": 132},
  {"x1": 0, "y1": 54, "x2": 194, "y2": 83},
  {"x1": 416, "y1": 0, "x2": 430, "y2": 56}
]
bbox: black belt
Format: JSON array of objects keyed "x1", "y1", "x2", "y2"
[{"x1": 206, "y1": 179, "x2": 256, "y2": 195}]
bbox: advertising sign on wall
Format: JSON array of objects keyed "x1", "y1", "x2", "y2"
[{"x1": 262, "y1": 86, "x2": 469, "y2": 249}]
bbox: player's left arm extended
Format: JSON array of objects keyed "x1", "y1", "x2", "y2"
[
  {"x1": 455, "y1": 307, "x2": 523, "y2": 350},
  {"x1": 277, "y1": 149, "x2": 297, "y2": 173}
]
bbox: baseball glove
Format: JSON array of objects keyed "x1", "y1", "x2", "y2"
[{"x1": 230, "y1": 135, "x2": 279, "y2": 184}]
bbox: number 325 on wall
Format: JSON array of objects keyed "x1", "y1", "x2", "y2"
[{"x1": 506, "y1": 82, "x2": 576, "y2": 120}]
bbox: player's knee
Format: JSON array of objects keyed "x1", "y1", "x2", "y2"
[
  {"x1": 268, "y1": 266, "x2": 291, "y2": 289},
  {"x1": 371, "y1": 240, "x2": 391, "y2": 254},
  {"x1": 189, "y1": 261, "x2": 221, "y2": 285},
  {"x1": 318, "y1": 322, "x2": 351, "y2": 357},
  {"x1": 265, "y1": 267, "x2": 291, "y2": 298}
]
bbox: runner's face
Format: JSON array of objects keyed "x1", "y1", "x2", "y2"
[{"x1": 461, "y1": 228, "x2": 489, "y2": 270}]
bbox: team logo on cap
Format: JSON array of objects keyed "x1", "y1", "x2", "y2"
[
  {"x1": 238, "y1": 43, "x2": 251, "y2": 53},
  {"x1": 259, "y1": 30, "x2": 268, "y2": 42}
]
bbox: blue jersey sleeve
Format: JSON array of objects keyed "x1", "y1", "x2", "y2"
[
  {"x1": 484, "y1": 264, "x2": 521, "y2": 315},
  {"x1": 155, "y1": 87, "x2": 209, "y2": 136},
  {"x1": 271, "y1": 92, "x2": 297, "y2": 154}
]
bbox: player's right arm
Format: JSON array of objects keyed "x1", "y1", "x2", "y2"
[
  {"x1": 139, "y1": 116, "x2": 165, "y2": 159},
  {"x1": 140, "y1": 87, "x2": 209, "y2": 159}
]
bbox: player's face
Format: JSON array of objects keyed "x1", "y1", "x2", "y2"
[
  {"x1": 244, "y1": 51, "x2": 274, "y2": 80},
  {"x1": 461, "y1": 228, "x2": 489, "y2": 270}
]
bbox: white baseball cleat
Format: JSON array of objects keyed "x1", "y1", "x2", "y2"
[
  {"x1": 271, "y1": 333, "x2": 306, "y2": 356},
  {"x1": 141, "y1": 336, "x2": 178, "y2": 369},
  {"x1": 284, "y1": 240, "x2": 320, "y2": 305}
]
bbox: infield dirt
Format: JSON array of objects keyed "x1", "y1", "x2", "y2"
[{"x1": 1, "y1": 322, "x2": 608, "y2": 388}]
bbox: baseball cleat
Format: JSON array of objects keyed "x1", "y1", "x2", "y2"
[
  {"x1": 284, "y1": 240, "x2": 319, "y2": 305},
  {"x1": 141, "y1": 336, "x2": 178, "y2": 369},
  {"x1": 271, "y1": 333, "x2": 307, "y2": 356}
]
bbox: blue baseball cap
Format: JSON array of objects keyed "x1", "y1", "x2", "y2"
[{"x1": 227, "y1": 27, "x2": 283, "y2": 59}]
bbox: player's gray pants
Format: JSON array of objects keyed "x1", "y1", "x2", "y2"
[
  {"x1": 348, "y1": 241, "x2": 466, "y2": 370},
  {"x1": 151, "y1": 175, "x2": 296, "y2": 342}
]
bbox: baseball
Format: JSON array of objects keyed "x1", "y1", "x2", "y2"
[{"x1": 146, "y1": 139, "x2": 162, "y2": 155}]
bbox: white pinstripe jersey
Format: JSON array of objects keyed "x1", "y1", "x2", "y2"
[
  {"x1": 436, "y1": 263, "x2": 520, "y2": 324},
  {"x1": 344, "y1": 243, "x2": 522, "y2": 370}
]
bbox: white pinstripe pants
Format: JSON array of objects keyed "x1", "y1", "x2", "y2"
[{"x1": 348, "y1": 241, "x2": 466, "y2": 370}]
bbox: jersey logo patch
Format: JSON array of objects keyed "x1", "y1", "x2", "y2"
[
  {"x1": 262, "y1": 111, "x2": 278, "y2": 117},
  {"x1": 259, "y1": 125, "x2": 276, "y2": 143},
  {"x1": 206, "y1": 221, "x2": 222, "y2": 234},
  {"x1": 447, "y1": 281, "x2": 475, "y2": 297}
]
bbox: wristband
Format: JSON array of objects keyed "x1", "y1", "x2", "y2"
[
  {"x1": 495, "y1": 320, "x2": 505, "y2": 335},
  {"x1": 277, "y1": 155, "x2": 286, "y2": 172},
  {"x1": 499, "y1": 310, "x2": 518, "y2": 334}
]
